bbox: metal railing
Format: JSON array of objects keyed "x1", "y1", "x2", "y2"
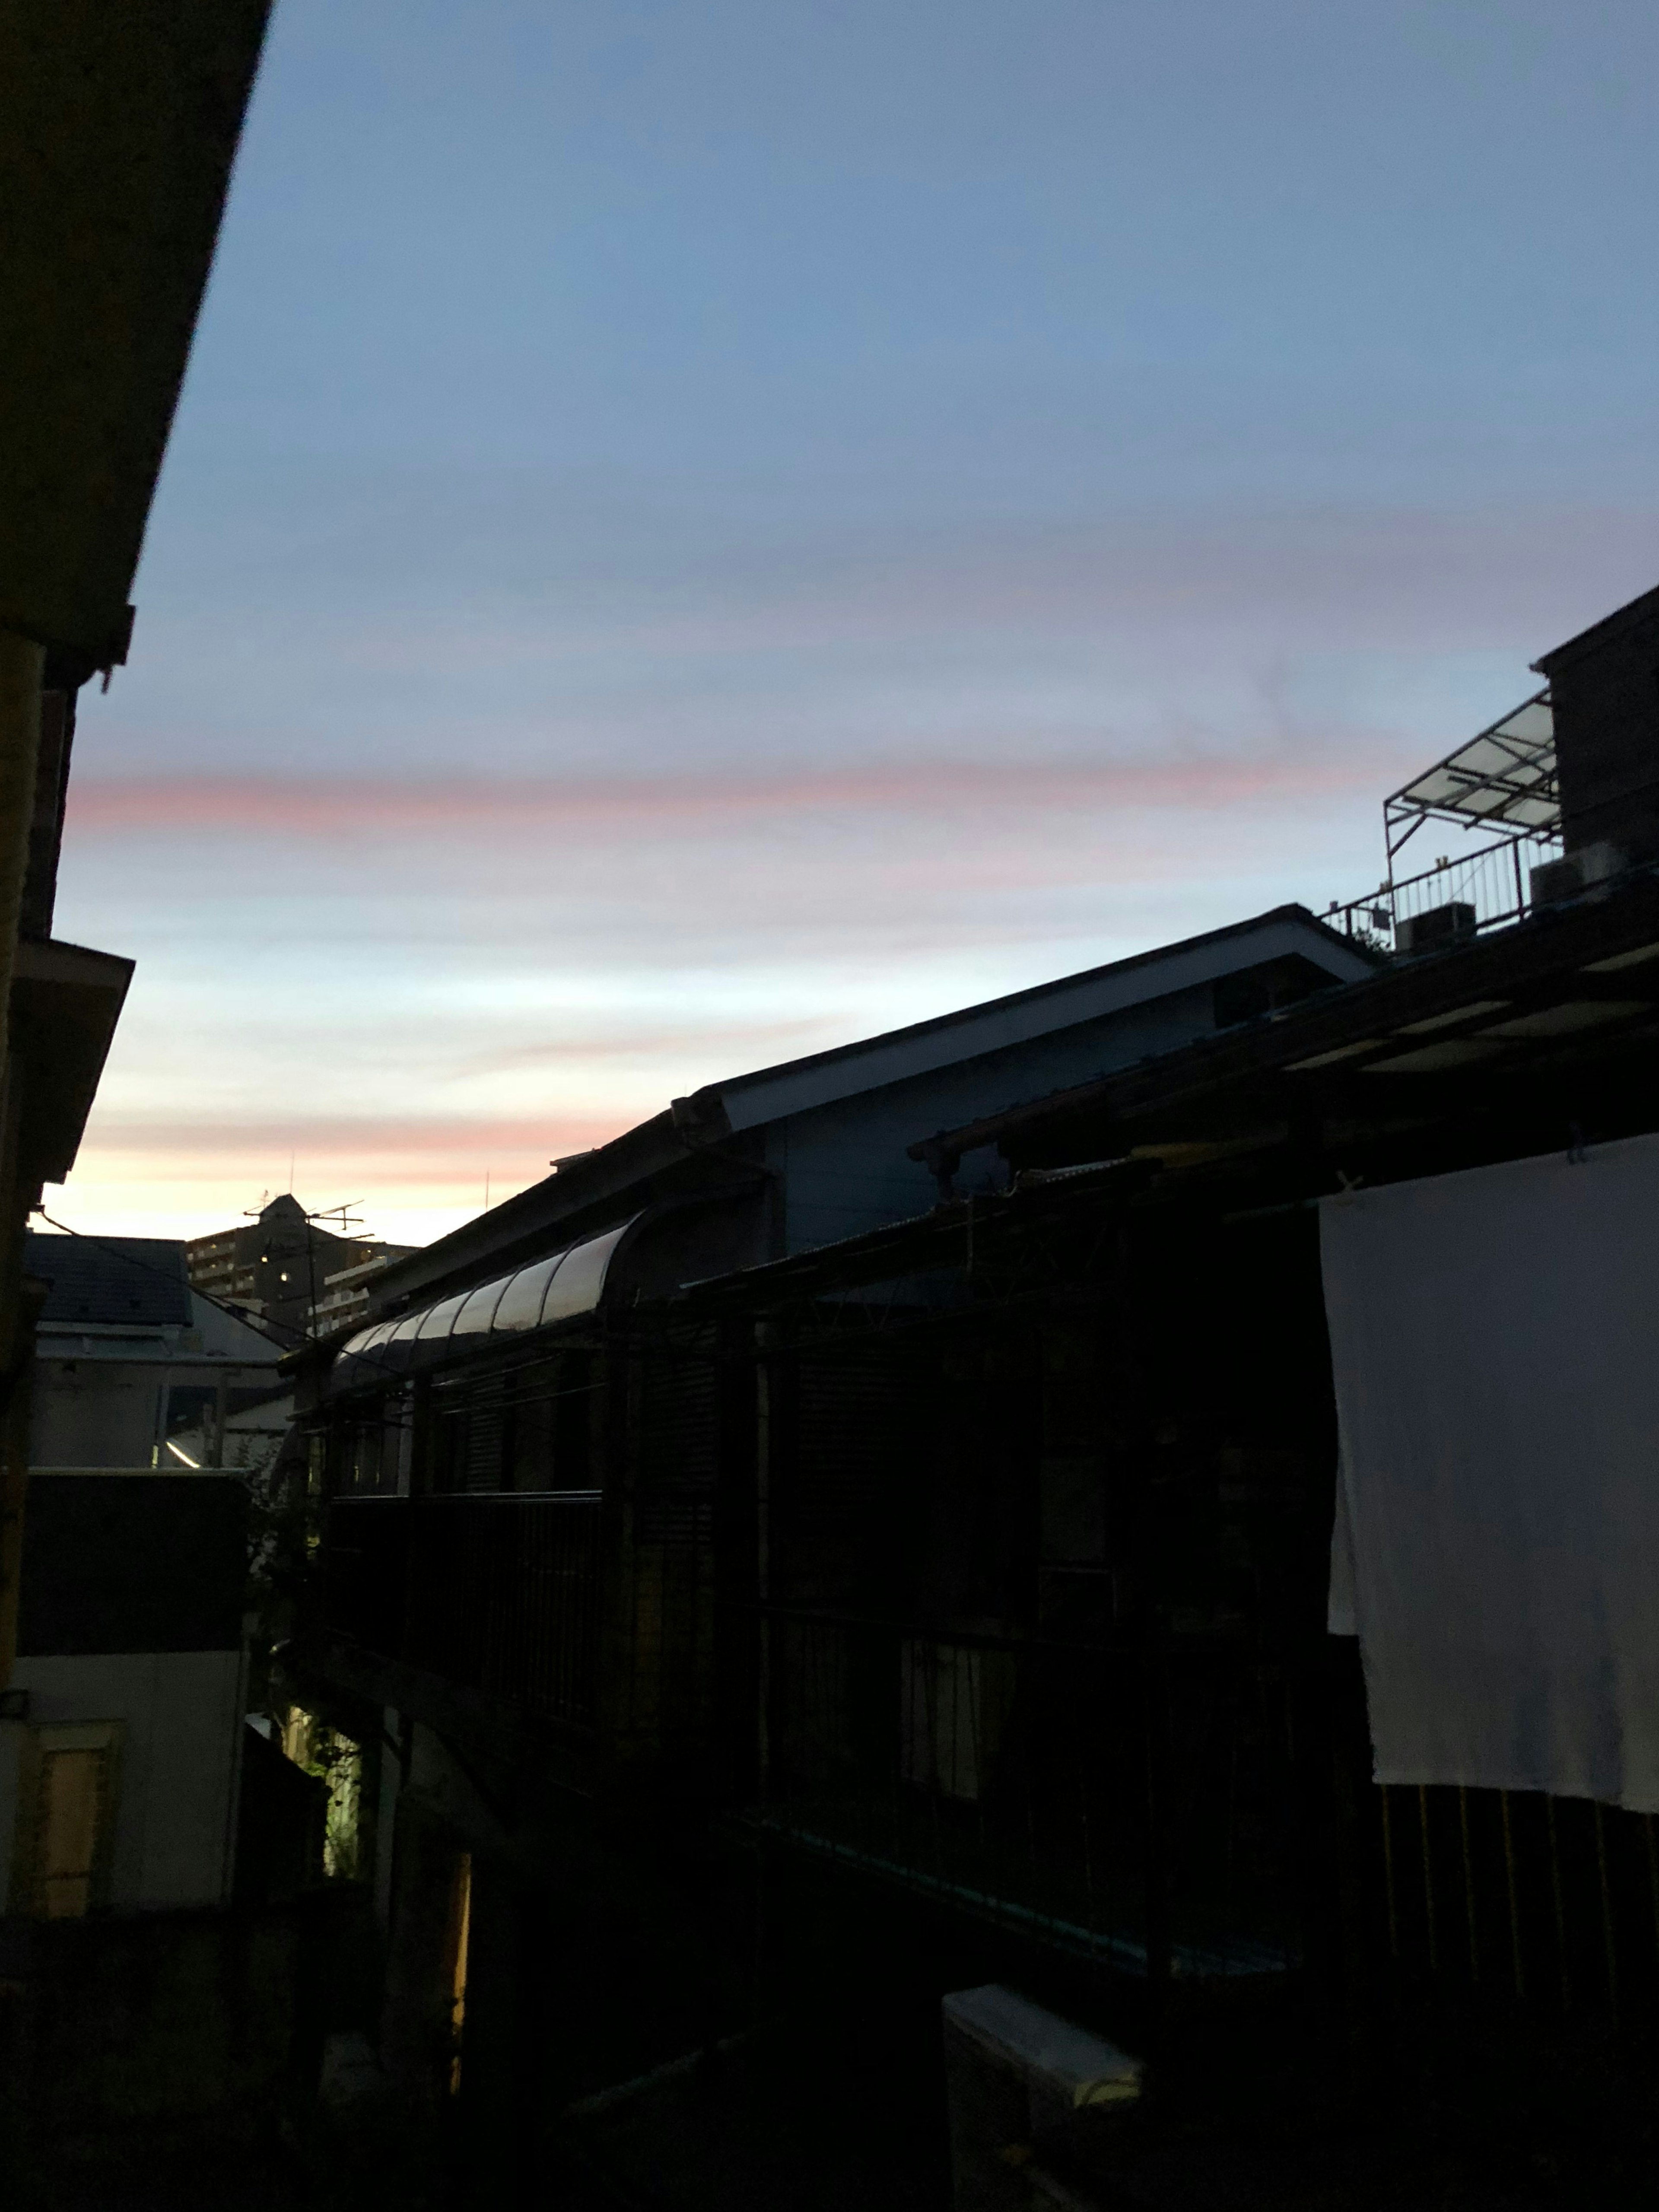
[
  {"x1": 322, "y1": 1494, "x2": 410, "y2": 1661},
  {"x1": 744, "y1": 1610, "x2": 1309, "y2": 1983},
  {"x1": 1324, "y1": 832, "x2": 1563, "y2": 952},
  {"x1": 323, "y1": 1492, "x2": 602, "y2": 1731},
  {"x1": 1376, "y1": 1781, "x2": 1659, "y2": 2019}
]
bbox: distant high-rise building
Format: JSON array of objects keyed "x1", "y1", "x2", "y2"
[{"x1": 185, "y1": 1194, "x2": 416, "y2": 1340}]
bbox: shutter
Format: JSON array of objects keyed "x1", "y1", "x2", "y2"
[{"x1": 462, "y1": 1373, "x2": 506, "y2": 1493}]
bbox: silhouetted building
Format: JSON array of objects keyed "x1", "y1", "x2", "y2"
[
  {"x1": 1535, "y1": 579, "x2": 1659, "y2": 875},
  {"x1": 298, "y1": 580, "x2": 1659, "y2": 2209},
  {"x1": 186, "y1": 1194, "x2": 414, "y2": 1340},
  {"x1": 312, "y1": 1247, "x2": 417, "y2": 1338},
  {"x1": 26, "y1": 1230, "x2": 284, "y2": 1471},
  {"x1": 0, "y1": 10, "x2": 293, "y2": 2184}
]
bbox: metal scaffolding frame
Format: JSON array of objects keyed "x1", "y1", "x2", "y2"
[{"x1": 1383, "y1": 688, "x2": 1558, "y2": 869}]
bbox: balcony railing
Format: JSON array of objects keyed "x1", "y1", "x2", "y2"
[
  {"x1": 1324, "y1": 831, "x2": 1562, "y2": 953},
  {"x1": 1374, "y1": 1780, "x2": 1659, "y2": 2019},
  {"x1": 741, "y1": 1610, "x2": 1309, "y2": 1982},
  {"x1": 323, "y1": 1492, "x2": 601, "y2": 1731}
]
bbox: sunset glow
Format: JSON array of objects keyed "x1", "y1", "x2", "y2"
[{"x1": 47, "y1": 1, "x2": 1659, "y2": 1247}]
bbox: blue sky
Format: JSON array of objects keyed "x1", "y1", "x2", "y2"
[{"x1": 52, "y1": 0, "x2": 1659, "y2": 1239}]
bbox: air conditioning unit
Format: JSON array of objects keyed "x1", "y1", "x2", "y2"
[
  {"x1": 1530, "y1": 855, "x2": 1581, "y2": 906},
  {"x1": 1531, "y1": 842, "x2": 1627, "y2": 908},
  {"x1": 942, "y1": 1986, "x2": 1141, "y2": 2211},
  {"x1": 1394, "y1": 901, "x2": 1476, "y2": 956}
]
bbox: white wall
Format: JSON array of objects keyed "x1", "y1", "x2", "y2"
[
  {"x1": 30, "y1": 1363, "x2": 163, "y2": 1468},
  {"x1": 0, "y1": 1648, "x2": 246, "y2": 1912},
  {"x1": 32, "y1": 1353, "x2": 287, "y2": 1471},
  {"x1": 29, "y1": 1293, "x2": 283, "y2": 1471}
]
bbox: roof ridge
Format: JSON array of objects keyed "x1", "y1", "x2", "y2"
[{"x1": 697, "y1": 902, "x2": 1359, "y2": 1102}]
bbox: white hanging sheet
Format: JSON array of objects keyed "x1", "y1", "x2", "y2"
[{"x1": 1322, "y1": 1131, "x2": 1659, "y2": 1812}]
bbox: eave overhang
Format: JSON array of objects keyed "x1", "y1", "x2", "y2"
[
  {"x1": 9, "y1": 938, "x2": 134, "y2": 1193},
  {"x1": 916, "y1": 869, "x2": 1659, "y2": 1173},
  {"x1": 0, "y1": 2, "x2": 272, "y2": 664}
]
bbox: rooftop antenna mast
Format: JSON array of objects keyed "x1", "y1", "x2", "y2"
[{"x1": 306, "y1": 1201, "x2": 367, "y2": 1235}]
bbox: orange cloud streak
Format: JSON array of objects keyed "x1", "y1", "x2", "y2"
[{"x1": 80, "y1": 1112, "x2": 621, "y2": 1161}]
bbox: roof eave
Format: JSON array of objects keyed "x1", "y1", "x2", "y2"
[
  {"x1": 924, "y1": 870, "x2": 1659, "y2": 1168},
  {"x1": 366, "y1": 1110, "x2": 691, "y2": 1312}
]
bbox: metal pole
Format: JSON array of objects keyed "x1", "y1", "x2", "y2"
[
  {"x1": 1142, "y1": 1638, "x2": 1174, "y2": 2020},
  {"x1": 1459, "y1": 1786, "x2": 1479, "y2": 1982},
  {"x1": 1547, "y1": 1797, "x2": 1570, "y2": 2009},
  {"x1": 1381, "y1": 1784, "x2": 1400, "y2": 1962},
  {"x1": 1594, "y1": 1803, "x2": 1618, "y2": 2019},
  {"x1": 755, "y1": 1322, "x2": 774, "y2": 1802},
  {"x1": 1501, "y1": 1792, "x2": 1525, "y2": 1997}
]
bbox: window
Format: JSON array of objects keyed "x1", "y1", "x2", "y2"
[
  {"x1": 346, "y1": 1421, "x2": 384, "y2": 1494},
  {"x1": 9, "y1": 1722, "x2": 121, "y2": 1918},
  {"x1": 554, "y1": 1352, "x2": 595, "y2": 1488},
  {"x1": 431, "y1": 1390, "x2": 469, "y2": 1494},
  {"x1": 1212, "y1": 952, "x2": 1336, "y2": 1030},
  {"x1": 505, "y1": 1359, "x2": 557, "y2": 1491}
]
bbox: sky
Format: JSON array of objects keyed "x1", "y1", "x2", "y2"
[{"x1": 49, "y1": 0, "x2": 1659, "y2": 1247}]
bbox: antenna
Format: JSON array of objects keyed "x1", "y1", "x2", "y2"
[{"x1": 306, "y1": 1200, "x2": 367, "y2": 1234}]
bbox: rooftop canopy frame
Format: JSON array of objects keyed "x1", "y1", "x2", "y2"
[{"x1": 1383, "y1": 688, "x2": 1558, "y2": 871}]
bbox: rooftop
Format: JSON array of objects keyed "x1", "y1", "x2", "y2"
[
  {"x1": 26, "y1": 1232, "x2": 192, "y2": 1328},
  {"x1": 919, "y1": 862, "x2": 1659, "y2": 1174},
  {"x1": 372, "y1": 903, "x2": 1376, "y2": 1310}
]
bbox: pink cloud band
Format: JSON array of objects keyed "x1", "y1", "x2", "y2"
[{"x1": 67, "y1": 750, "x2": 1396, "y2": 844}]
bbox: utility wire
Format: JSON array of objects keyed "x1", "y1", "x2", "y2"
[
  {"x1": 30, "y1": 1207, "x2": 442, "y2": 1410},
  {"x1": 32, "y1": 1207, "x2": 295, "y2": 1348},
  {"x1": 29, "y1": 1208, "x2": 298, "y2": 1465}
]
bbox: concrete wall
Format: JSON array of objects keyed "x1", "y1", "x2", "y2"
[
  {"x1": 0, "y1": 1647, "x2": 245, "y2": 1911},
  {"x1": 31, "y1": 1355, "x2": 287, "y2": 1471},
  {"x1": 1541, "y1": 589, "x2": 1659, "y2": 864},
  {"x1": 30, "y1": 1288, "x2": 283, "y2": 1469},
  {"x1": 29, "y1": 1358, "x2": 164, "y2": 1467},
  {"x1": 6, "y1": 1905, "x2": 309, "y2": 2149}
]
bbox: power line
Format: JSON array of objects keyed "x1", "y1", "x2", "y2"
[{"x1": 32, "y1": 1208, "x2": 293, "y2": 1344}]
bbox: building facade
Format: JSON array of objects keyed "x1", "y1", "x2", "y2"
[
  {"x1": 27, "y1": 1230, "x2": 285, "y2": 1471},
  {"x1": 0, "y1": 1471, "x2": 250, "y2": 1918},
  {"x1": 186, "y1": 1192, "x2": 415, "y2": 1341},
  {"x1": 0, "y1": 16, "x2": 295, "y2": 2175},
  {"x1": 299, "y1": 586, "x2": 1659, "y2": 2203}
]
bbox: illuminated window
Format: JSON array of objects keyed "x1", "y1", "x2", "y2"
[{"x1": 9, "y1": 1723, "x2": 121, "y2": 1918}]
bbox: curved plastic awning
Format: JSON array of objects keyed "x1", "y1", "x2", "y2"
[{"x1": 327, "y1": 1218, "x2": 636, "y2": 1398}]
